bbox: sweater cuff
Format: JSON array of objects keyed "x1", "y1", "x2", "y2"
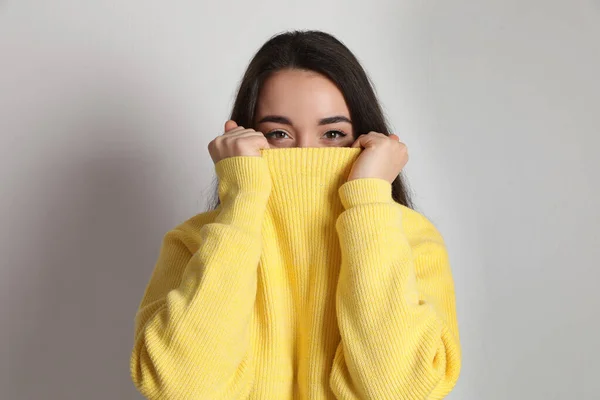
[
  {"x1": 338, "y1": 178, "x2": 393, "y2": 209},
  {"x1": 214, "y1": 156, "x2": 272, "y2": 195},
  {"x1": 213, "y1": 156, "x2": 272, "y2": 233}
]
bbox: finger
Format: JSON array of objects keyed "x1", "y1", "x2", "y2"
[
  {"x1": 351, "y1": 135, "x2": 364, "y2": 148},
  {"x1": 389, "y1": 133, "x2": 400, "y2": 141},
  {"x1": 351, "y1": 133, "x2": 379, "y2": 148},
  {"x1": 223, "y1": 127, "x2": 245, "y2": 136},
  {"x1": 235, "y1": 128, "x2": 260, "y2": 136},
  {"x1": 224, "y1": 120, "x2": 239, "y2": 133},
  {"x1": 223, "y1": 129, "x2": 261, "y2": 140},
  {"x1": 249, "y1": 134, "x2": 271, "y2": 149}
]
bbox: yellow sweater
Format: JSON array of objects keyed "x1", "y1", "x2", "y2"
[{"x1": 130, "y1": 147, "x2": 461, "y2": 399}]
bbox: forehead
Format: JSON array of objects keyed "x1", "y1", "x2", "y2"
[{"x1": 257, "y1": 69, "x2": 350, "y2": 120}]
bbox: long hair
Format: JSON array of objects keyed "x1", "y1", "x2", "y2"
[{"x1": 205, "y1": 30, "x2": 415, "y2": 211}]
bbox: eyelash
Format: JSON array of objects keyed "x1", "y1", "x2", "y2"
[{"x1": 264, "y1": 130, "x2": 348, "y2": 140}]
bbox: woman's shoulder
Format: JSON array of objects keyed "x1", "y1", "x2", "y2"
[
  {"x1": 163, "y1": 209, "x2": 221, "y2": 252},
  {"x1": 399, "y1": 205, "x2": 446, "y2": 246},
  {"x1": 177, "y1": 209, "x2": 220, "y2": 233}
]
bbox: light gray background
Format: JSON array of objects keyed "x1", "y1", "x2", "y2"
[{"x1": 1, "y1": 1, "x2": 599, "y2": 399}]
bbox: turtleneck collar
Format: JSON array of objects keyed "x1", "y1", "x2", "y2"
[
  {"x1": 255, "y1": 147, "x2": 364, "y2": 305},
  {"x1": 259, "y1": 147, "x2": 362, "y2": 222}
]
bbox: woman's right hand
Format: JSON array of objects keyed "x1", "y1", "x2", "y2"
[{"x1": 208, "y1": 120, "x2": 271, "y2": 164}]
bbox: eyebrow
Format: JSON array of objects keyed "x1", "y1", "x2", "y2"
[{"x1": 257, "y1": 115, "x2": 352, "y2": 125}]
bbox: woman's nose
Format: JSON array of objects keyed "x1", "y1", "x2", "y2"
[{"x1": 295, "y1": 135, "x2": 319, "y2": 148}]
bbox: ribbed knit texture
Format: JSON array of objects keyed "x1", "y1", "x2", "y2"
[{"x1": 130, "y1": 147, "x2": 461, "y2": 399}]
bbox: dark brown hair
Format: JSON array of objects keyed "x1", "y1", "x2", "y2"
[{"x1": 206, "y1": 30, "x2": 414, "y2": 211}]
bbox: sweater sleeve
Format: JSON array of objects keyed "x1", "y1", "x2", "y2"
[
  {"x1": 130, "y1": 156, "x2": 271, "y2": 400},
  {"x1": 329, "y1": 178, "x2": 461, "y2": 400}
]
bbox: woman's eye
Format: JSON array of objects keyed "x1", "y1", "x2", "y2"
[
  {"x1": 264, "y1": 130, "x2": 347, "y2": 140},
  {"x1": 324, "y1": 130, "x2": 347, "y2": 139},
  {"x1": 265, "y1": 130, "x2": 289, "y2": 139}
]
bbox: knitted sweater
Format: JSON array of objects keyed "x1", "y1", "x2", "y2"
[{"x1": 130, "y1": 147, "x2": 461, "y2": 399}]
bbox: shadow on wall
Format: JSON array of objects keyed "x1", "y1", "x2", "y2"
[{"x1": 8, "y1": 118, "x2": 178, "y2": 399}]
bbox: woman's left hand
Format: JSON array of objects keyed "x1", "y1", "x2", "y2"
[{"x1": 347, "y1": 132, "x2": 408, "y2": 183}]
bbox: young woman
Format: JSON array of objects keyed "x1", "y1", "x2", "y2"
[{"x1": 130, "y1": 30, "x2": 461, "y2": 399}]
